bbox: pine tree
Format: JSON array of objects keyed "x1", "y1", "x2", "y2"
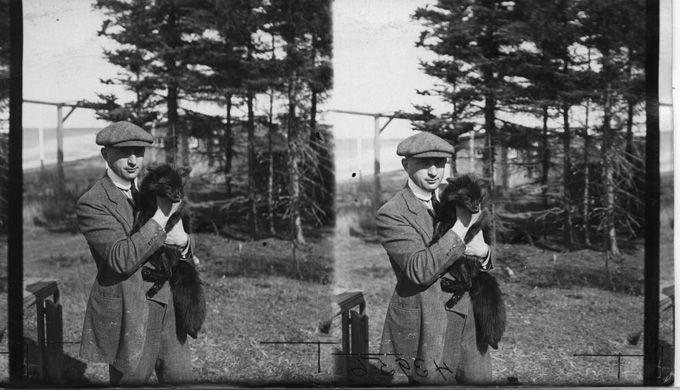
[
  {"x1": 413, "y1": 0, "x2": 528, "y2": 245},
  {"x1": 518, "y1": 0, "x2": 592, "y2": 250},
  {"x1": 93, "y1": 0, "x2": 207, "y2": 165},
  {"x1": 265, "y1": 0, "x2": 333, "y2": 267},
  {"x1": 579, "y1": 0, "x2": 646, "y2": 259}
]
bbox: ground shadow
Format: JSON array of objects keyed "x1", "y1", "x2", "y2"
[{"x1": 23, "y1": 337, "x2": 89, "y2": 386}]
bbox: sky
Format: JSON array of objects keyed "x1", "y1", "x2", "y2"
[
  {"x1": 21, "y1": 0, "x2": 440, "y2": 141},
  {"x1": 21, "y1": 0, "x2": 674, "y2": 140},
  {"x1": 22, "y1": 0, "x2": 118, "y2": 129},
  {"x1": 326, "y1": 0, "x2": 441, "y2": 140}
]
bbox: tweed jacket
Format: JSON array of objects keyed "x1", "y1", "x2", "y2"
[
  {"x1": 377, "y1": 185, "x2": 496, "y2": 376},
  {"x1": 76, "y1": 174, "x2": 195, "y2": 373}
]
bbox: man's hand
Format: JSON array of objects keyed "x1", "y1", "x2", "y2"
[
  {"x1": 450, "y1": 206, "x2": 481, "y2": 240},
  {"x1": 165, "y1": 218, "x2": 189, "y2": 248},
  {"x1": 464, "y1": 230, "x2": 489, "y2": 258},
  {"x1": 152, "y1": 195, "x2": 181, "y2": 227}
]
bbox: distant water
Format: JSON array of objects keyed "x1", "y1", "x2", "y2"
[
  {"x1": 335, "y1": 138, "x2": 405, "y2": 180},
  {"x1": 22, "y1": 130, "x2": 673, "y2": 175},
  {"x1": 22, "y1": 127, "x2": 103, "y2": 170},
  {"x1": 21, "y1": 130, "x2": 409, "y2": 175}
]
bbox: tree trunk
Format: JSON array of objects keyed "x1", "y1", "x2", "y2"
[
  {"x1": 602, "y1": 86, "x2": 621, "y2": 257},
  {"x1": 583, "y1": 50, "x2": 593, "y2": 246},
  {"x1": 625, "y1": 100, "x2": 636, "y2": 159},
  {"x1": 499, "y1": 141, "x2": 509, "y2": 196},
  {"x1": 224, "y1": 96, "x2": 233, "y2": 198},
  {"x1": 165, "y1": 8, "x2": 188, "y2": 167},
  {"x1": 287, "y1": 74, "x2": 306, "y2": 248},
  {"x1": 624, "y1": 57, "x2": 637, "y2": 162},
  {"x1": 247, "y1": 90, "x2": 258, "y2": 238},
  {"x1": 268, "y1": 88, "x2": 276, "y2": 235},
  {"x1": 309, "y1": 90, "x2": 321, "y2": 214},
  {"x1": 450, "y1": 139, "x2": 457, "y2": 178},
  {"x1": 541, "y1": 105, "x2": 550, "y2": 208},
  {"x1": 178, "y1": 123, "x2": 190, "y2": 167},
  {"x1": 623, "y1": 100, "x2": 639, "y2": 218},
  {"x1": 483, "y1": 90, "x2": 497, "y2": 246},
  {"x1": 562, "y1": 103, "x2": 574, "y2": 250},
  {"x1": 583, "y1": 100, "x2": 591, "y2": 246},
  {"x1": 206, "y1": 129, "x2": 214, "y2": 167},
  {"x1": 310, "y1": 90, "x2": 317, "y2": 136},
  {"x1": 604, "y1": 251, "x2": 614, "y2": 290},
  {"x1": 166, "y1": 85, "x2": 179, "y2": 165}
]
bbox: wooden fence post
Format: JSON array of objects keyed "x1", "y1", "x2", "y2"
[{"x1": 44, "y1": 300, "x2": 63, "y2": 384}]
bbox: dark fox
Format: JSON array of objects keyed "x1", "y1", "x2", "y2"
[
  {"x1": 132, "y1": 164, "x2": 206, "y2": 339},
  {"x1": 433, "y1": 174, "x2": 506, "y2": 350},
  {"x1": 433, "y1": 174, "x2": 492, "y2": 244}
]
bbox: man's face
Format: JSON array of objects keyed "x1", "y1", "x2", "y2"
[
  {"x1": 402, "y1": 157, "x2": 447, "y2": 192},
  {"x1": 101, "y1": 146, "x2": 146, "y2": 181}
]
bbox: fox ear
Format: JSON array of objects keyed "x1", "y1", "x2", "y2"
[
  {"x1": 176, "y1": 166, "x2": 192, "y2": 178},
  {"x1": 445, "y1": 177, "x2": 457, "y2": 185},
  {"x1": 474, "y1": 176, "x2": 489, "y2": 189},
  {"x1": 445, "y1": 177, "x2": 464, "y2": 191},
  {"x1": 146, "y1": 166, "x2": 159, "y2": 176}
]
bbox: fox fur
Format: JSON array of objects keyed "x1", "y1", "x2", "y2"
[
  {"x1": 132, "y1": 164, "x2": 206, "y2": 339},
  {"x1": 433, "y1": 174, "x2": 506, "y2": 349}
]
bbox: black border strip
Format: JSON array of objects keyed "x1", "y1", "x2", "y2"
[
  {"x1": 643, "y1": 0, "x2": 661, "y2": 384},
  {"x1": 8, "y1": 0, "x2": 24, "y2": 384}
]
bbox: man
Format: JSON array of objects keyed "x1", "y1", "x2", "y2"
[
  {"x1": 76, "y1": 121, "x2": 196, "y2": 384},
  {"x1": 376, "y1": 131, "x2": 496, "y2": 385}
]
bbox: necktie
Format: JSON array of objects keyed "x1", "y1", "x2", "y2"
[
  {"x1": 130, "y1": 184, "x2": 140, "y2": 205},
  {"x1": 431, "y1": 192, "x2": 439, "y2": 214},
  {"x1": 122, "y1": 186, "x2": 138, "y2": 208}
]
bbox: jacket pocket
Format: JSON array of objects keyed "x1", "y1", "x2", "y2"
[
  {"x1": 87, "y1": 293, "x2": 122, "y2": 362},
  {"x1": 385, "y1": 304, "x2": 421, "y2": 363}
]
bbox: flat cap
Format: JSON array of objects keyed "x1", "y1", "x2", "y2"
[
  {"x1": 96, "y1": 121, "x2": 154, "y2": 147},
  {"x1": 397, "y1": 132, "x2": 454, "y2": 158}
]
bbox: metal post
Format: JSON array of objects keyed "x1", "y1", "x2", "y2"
[
  {"x1": 357, "y1": 137, "x2": 362, "y2": 180},
  {"x1": 38, "y1": 127, "x2": 44, "y2": 171},
  {"x1": 56, "y1": 106, "x2": 63, "y2": 168},
  {"x1": 373, "y1": 116, "x2": 381, "y2": 215},
  {"x1": 56, "y1": 105, "x2": 65, "y2": 198},
  {"x1": 329, "y1": 109, "x2": 409, "y2": 215}
]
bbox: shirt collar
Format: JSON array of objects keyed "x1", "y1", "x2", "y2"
[
  {"x1": 407, "y1": 178, "x2": 438, "y2": 201},
  {"x1": 106, "y1": 168, "x2": 137, "y2": 191}
]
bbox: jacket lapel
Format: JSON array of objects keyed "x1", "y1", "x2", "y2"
[
  {"x1": 401, "y1": 185, "x2": 435, "y2": 241},
  {"x1": 101, "y1": 174, "x2": 134, "y2": 232}
]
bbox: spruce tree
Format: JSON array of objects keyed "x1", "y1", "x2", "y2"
[{"x1": 413, "y1": 0, "x2": 528, "y2": 245}]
